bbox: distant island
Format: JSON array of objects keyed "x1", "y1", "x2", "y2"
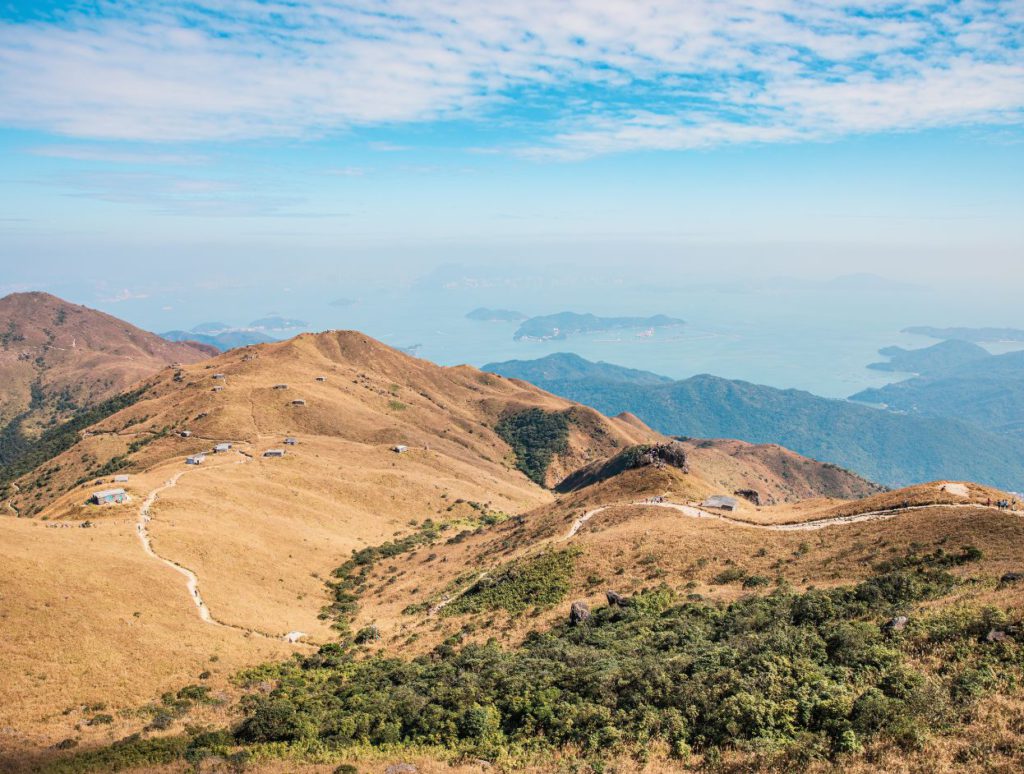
[
  {"x1": 903, "y1": 326, "x2": 1024, "y2": 343},
  {"x1": 513, "y1": 312, "x2": 684, "y2": 341},
  {"x1": 161, "y1": 329, "x2": 276, "y2": 351},
  {"x1": 466, "y1": 307, "x2": 527, "y2": 322},
  {"x1": 867, "y1": 339, "x2": 990, "y2": 376}
]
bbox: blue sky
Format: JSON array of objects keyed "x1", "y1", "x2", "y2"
[{"x1": 0, "y1": 0, "x2": 1022, "y2": 319}]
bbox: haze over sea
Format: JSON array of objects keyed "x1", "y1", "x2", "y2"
[{"x1": 78, "y1": 268, "x2": 1021, "y2": 400}]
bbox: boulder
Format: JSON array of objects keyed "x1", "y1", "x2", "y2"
[
  {"x1": 606, "y1": 590, "x2": 630, "y2": 608},
  {"x1": 882, "y1": 616, "x2": 909, "y2": 634},
  {"x1": 1000, "y1": 572, "x2": 1024, "y2": 584},
  {"x1": 569, "y1": 601, "x2": 591, "y2": 626},
  {"x1": 985, "y1": 629, "x2": 1009, "y2": 644}
]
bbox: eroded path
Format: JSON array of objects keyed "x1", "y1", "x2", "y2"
[
  {"x1": 135, "y1": 453, "x2": 312, "y2": 645},
  {"x1": 566, "y1": 499, "x2": 1008, "y2": 540}
]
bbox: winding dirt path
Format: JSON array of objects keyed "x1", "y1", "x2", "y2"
[
  {"x1": 565, "y1": 499, "x2": 1008, "y2": 539},
  {"x1": 135, "y1": 453, "x2": 313, "y2": 645}
]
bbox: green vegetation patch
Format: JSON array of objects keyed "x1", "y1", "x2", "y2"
[
  {"x1": 48, "y1": 547, "x2": 1024, "y2": 771},
  {"x1": 322, "y1": 520, "x2": 442, "y2": 635},
  {"x1": 0, "y1": 386, "x2": 149, "y2": 484},
  {"x1": 442, "y1": 548, "x2": 579, "y2": 617},
  {"x1": 495, "y1": 408, "x2": 570, "y2": 486}
]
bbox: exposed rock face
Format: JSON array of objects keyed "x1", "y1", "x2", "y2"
[
  {"x1": 569, "y1": 601, "x2": 591, "y2": 625},
  {"x1": 734, "y1": 489, "x2": 762, "y2": 506},
  {"x1": 606, "y1": 590, "x2": 630, "y2": 608}
]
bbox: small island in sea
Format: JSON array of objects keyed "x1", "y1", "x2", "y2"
[
  {"x1": 465, "y1": 307, "x2": 527, "y2": 322},
  {"x1": 903, "y1": 325, "x2": 1024, "y2": 343},
  {"x1": 513, "y1": 311, "x2": 684, "y2": 341}
]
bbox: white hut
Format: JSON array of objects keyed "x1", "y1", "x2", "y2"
[
  {"x1": 214, "y1": 443, "x2": 232, "y2": 453},
  {"x1": 701, "y1": 495, "x2": 738, "y2": 512},
  {"x1": 264, "y1": 449, "x2": 285, "y2": 458},
  {"x1": 186, "y1": 453, "x2": 206, "y2": 465},
  {"x1": 90, "y1": 488, "x2": 127, "y2": 505}
]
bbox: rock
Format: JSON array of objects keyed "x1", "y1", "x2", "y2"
[
  {"x1": 606, "y1": 590, "x2": 629, "y2": 608},
  {"x1": 1000, "y1": 572, "x2": 1024, "y2": 584},
  {"x1": 883, "y1": 616, "x2": 909, "y2": 633},
  {"x1": 385, "y1": 765, "x2": 418, "y2": 774},
  {"x1": 569, "y1": 601, "x2": 591, "y2": 625},
  {"x1": 985, "y1": 629, "x2": 1009, "y2": 643},
  {"x1": 734, "y1": 489, "x2": 762, "y2": 506}
]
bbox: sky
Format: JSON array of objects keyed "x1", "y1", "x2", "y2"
[{"x1": 0, "y1": 0, "x2": 1022, "y2": 325}]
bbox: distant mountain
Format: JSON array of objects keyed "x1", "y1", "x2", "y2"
[
  {"x1": 466, "y1": 307, "x2": 527, "y2": 322},
  {"x1": 867, "y1": 339, "x2": 991, "y2": 375},
  {"x1": 513, "y1": 312, "x2": 684, "y2": 341},
  {"x1": 851, "y1": 348, "x2": 1024, "y2": 436},
  {"x1": 903, "y1": 326, "x2": 1024, "y2": 343},
  {"x1": 248, "y1": 315, "x2": 308, "y2": 332},
  {"x1": 190, "y1": 321, "x2": 233, "y2": 334},
  {"x1": 0, "y1": 292, "x2": 213, "y2": 464},
  {"x1": 492, "y1": 352, "x2": 674, "y2": 386},
  {"x1": 485, "y1": 352, "x2": 1024, "y2": 489},
  {"x1": 161, "y1": 329, "x2": 277, "y2": 351}
]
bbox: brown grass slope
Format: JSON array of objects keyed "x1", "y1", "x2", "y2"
[
  {"x1": 0, "y1": 292, "x2": 214, "y2": 437},
  {"x1": 0, "y1": 330, "x2": 662, "y2": 754}
]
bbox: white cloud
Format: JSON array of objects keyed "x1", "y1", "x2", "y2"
[
  {"x1": 30, "y1": 145, "x2": 206, "y2": 164},
  {"x1": 0, "y1": 1, "x2": 1020, "y2": 156},
  {"x1": 102, "y1": 288, "x2": 149, "y2": 303}
]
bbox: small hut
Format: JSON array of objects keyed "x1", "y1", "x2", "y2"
[
  {"x1": 392, "y1": 444, "x2": 409, "y2": 454},
  {"x1": 701, "y1": 495, "x2": 738, "y2": 512},
  {"x1": 264, "y1": 449, "x2": 285, "y2": 458},
  {"x1": 214, "y1": 443, "x2": 232, "y2": 453},
  {"x1": 186, "y1": 453, "x2": 206, "y2": 465},
  {"x1": 90, "y1": 488, "x2": 127, "y2": 505},
  {"x1": 291, "y1": 399, "x2": 306, "y2": 406}
]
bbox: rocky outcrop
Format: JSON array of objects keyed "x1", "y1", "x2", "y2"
[
  {"x1": 606, "y1": 590, "x2": 630, "y2": 608},
  {"x1": 569, "y1": 601, "x2": 591, "y2": 625},
  {"x1": 556, "y1": 442, "x2": 688, "y2": 493},
  {"x1": 734, "y1": 489, "x2": 762, "y2": 506}
]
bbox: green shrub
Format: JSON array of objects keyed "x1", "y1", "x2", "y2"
[{"x1": 442, "y1": 549, "x2": 579, "y2": 616}]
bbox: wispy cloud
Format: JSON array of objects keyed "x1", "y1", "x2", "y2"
[
  {"x1": 0, "y1": 1, "x2": 1020, "y2": 156},
  {"x1": 30, "y1": 145, "x2": 207, "y2": 164}
]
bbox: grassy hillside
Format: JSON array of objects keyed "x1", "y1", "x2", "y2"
[
  {"x1": 484, "y1": 353, "x2": 1024, "y2": 489},
  {"x1": 0, "y1": 292, "x2": 213, "y2": 461}
]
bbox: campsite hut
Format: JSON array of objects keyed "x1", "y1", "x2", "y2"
[
  {"x1": 186, "y1": 453, "x2": 206, "y2": 465},
  {"x1": 315, "y1": 376, "x2": 327, "y2": 382},
  {"x1": 701, "y1": 495, "x2": 738, "y2": 512},
  {"x1": 212, "y1": 385, "x2": 224, "y2": 392},
  {"x1": 264, "y1": 449, "x2": 285, "y2": 458},
  {"x1": 392, "y1": 445, "x2": 409, "y2": 454},
  {"x1": 273, "y1": 384, "x2": 288, "y2": 390},
  {"x1": 179, "y1": 430, "x2": 192, "y2": 438},
  {"x1": 291, "y1": 399, "x2": 306, "y2": 406},
  {"x1": 284, "y1": 437, "x2": 298, "y2": 445},
  {"x1": 214, "y1": 443, "x2": 232, "y2": 453},
  {"x1": 212, "y1": 373, "x2": 226, "y2": 379},
  {"x1": 90, "y1": 488, "x2": 127, "y2": 505},
  {"x1": 113, "y1": 475, "x2": 130, "y2": 484}
]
